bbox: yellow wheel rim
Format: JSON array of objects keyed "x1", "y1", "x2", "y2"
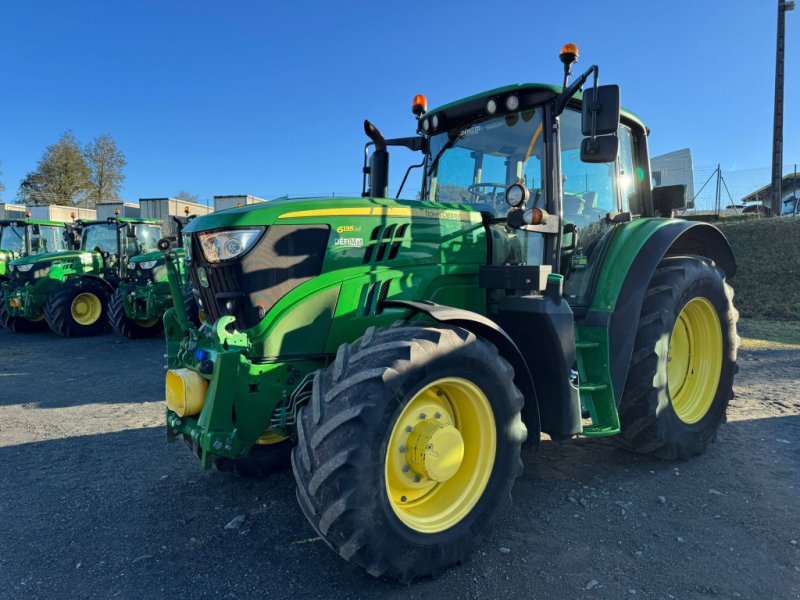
[
  {"x1": 136, "y1": 318, "x2": 160, "y2": 328},
  {"x1": 28, "y1": 314, "x2": 45, "y2": 323},
  {"x1": 71, "y1": 292, "x2": 103, "y2": 326},
  {"x1": 384, "y1": 377, "x2": 496, "y2": 533},
  {"x1": 667, "y1": 297, "x2": 723, "y2": 424}
]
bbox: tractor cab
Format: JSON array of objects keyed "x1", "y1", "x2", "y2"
[
  {"x1": 77, "y1": 216, "x2": 163, "y2": 282},
  {"x1": 0, "y1": 217, "x2": 72, "y2": 280}
]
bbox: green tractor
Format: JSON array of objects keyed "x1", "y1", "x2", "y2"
[
  {"x1": 0, "y1": 216, "x2": 74, "y2": 331},
  {"x1": 2, "y1": 214, "x2": 164, "y2": 337},
  {"x1": 109, "y1": 213, "x2": 199, "y2": 339},
  {"x1": 160, "y1": 45, "x2": 738, "y2": 582}
]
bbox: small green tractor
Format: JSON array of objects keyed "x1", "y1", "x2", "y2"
[
  {"x1": 109, "y1": 213, "x2": 199, "y2": 339},
  {"x1": 2, "y1": 214, "x2": 164, "y2": 336},
  {"x1": 0, "y1": 215, "x2": 73, "y2": 331},
  {"x1": 160, "y1": 45, "x2": 738, "y2": 582}
]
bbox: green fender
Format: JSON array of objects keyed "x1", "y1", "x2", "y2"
[{"x1": 582, "y1": 217, "x2": 736, "y2": 404}]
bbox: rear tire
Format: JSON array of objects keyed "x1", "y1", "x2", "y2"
[
  {"x1": 44, "y1": 279, "x2": 111, "y2": 338},
  {"x1": 617, "y1": 256, "x2": 738, "y2": 460},
  {"x1": 0, "y1": 301, "x2": 49, "y2": 333},
  {"x1": 108, "y1": 287, "x2": 163, "y2": 339},
  {"x1": 292, "y1": 323, "x2": 527, "y2": 582}
]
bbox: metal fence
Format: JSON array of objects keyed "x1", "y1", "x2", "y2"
[{"x1": 654, "y1": 163, "x2": 800, "y2": 217}]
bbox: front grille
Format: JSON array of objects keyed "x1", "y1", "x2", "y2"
[
  {"x1": 12, "y1": 267, "x2": 38, "y2": 283},
  {"x1": 190, "y1": 225, "x2": 329, "y2": 329}
]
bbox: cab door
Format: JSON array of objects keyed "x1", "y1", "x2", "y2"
[{"x1": 557, "y1": 108, "x2": 641, "y2": 310}]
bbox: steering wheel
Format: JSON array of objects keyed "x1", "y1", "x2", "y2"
[{"x1": 467, "y1": 182, "x2": 509, "y2": 203}]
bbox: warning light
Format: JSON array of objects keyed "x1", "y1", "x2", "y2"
[
  {"x1": 70, "y1": 212, "x2": 76, "y2": 219},
  {"x1": 114, "y1": 208, "x2": 120, "y2": 216},
  {"x1": 412, "y1": 94, "x2": 428, "y2": 117},
  {"x1": 529, "y1": 208, "x2": 544, "y2": 225},
  {"x1": 559, "y1": 43, "x2": 580, "y2": 87},
  {"x1": 25, "y1": 210, "x2": 31, "y2": 218},
  {"x1": 184, "y1": 206, "x2": 190, "y2": 215},
  {"x1": 560, "y1": 43, "x2": 579, "y2": 57}
]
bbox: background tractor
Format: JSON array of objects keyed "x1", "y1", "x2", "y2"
[
  {"x1": 109, "y1": 211, "x2": 200, "y2": 339},
  {"x1": 2, "y1": 213, "x2": 164, "y2": 337},
  {"x1": 160, "y1": 44, "x2": 738, "y2": 582},
  {"x1": 0, "y1": 215, "x2": 74, "y2": 331}
]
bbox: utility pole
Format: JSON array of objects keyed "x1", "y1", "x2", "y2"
[{"x1": 771, "y1": 0, "x2": 795, "y2": 216}]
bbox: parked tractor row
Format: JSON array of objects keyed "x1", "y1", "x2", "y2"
[
  {"x1": 0, "y1": 196, "x2": 269, "y2": 338},
  {"x1": 0, "y1": 211, "x2": 196, "y2": 336}
]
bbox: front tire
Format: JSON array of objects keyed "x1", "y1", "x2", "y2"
[
  {"x1": 108, "y1": 287, "x2": 163, "y2": 339},
  {"x1": 292, "y1": 323, "x2": 527, "y2": 582},
  {"x1": 44, "y1": 279, "x2": 111, "y2": 338},
  {"x1": 617, "y1": 256, "x2": 738, "y2": 460},
  {"x1": 0, "y1": 301, "x2": 49, "y2": 333}
]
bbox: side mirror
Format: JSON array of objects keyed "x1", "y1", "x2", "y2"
[
  {"x1": 652, "y1": 184, "x2": 687, "y2": 216},
  {"x1": 580, "y1": 135, "x2": 619, "y2": 163},
  {"x1": 581, "y1": 85, "x2": 620, "y2": 136},
  {"x1": 126, "y1": 224, "x2": 137, "y2": 238}
]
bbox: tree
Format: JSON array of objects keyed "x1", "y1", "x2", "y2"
[
  {"x1": 175, "y1": 190, "x2": 199, "y2": 203},
  {"x1": 18, "y1": 131, "x2": 91, "y2": 206},
  {"x1": 85, "y1": 134, "x2": 126, "y2": 205}
]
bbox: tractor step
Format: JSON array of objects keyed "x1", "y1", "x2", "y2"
[{"x1": 575, "y1": 326, "x2": 620, "y2": 437}]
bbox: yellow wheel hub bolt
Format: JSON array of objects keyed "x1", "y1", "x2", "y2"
[{"x1": 405, "y1": 420, "x2": 465, "y2": 482}]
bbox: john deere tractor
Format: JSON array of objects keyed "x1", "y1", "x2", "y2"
[
  {"x1": 3, "y1": 215, "x2": 164, "y2": 336},
  {"x1": 109, "y1": 213, "x2": 199, "y2": 339},
  {"x1": 160, "y1": 45, "x2": 738, "y2": 582},
  {"x1": 0, "y1": 216, "x2": 74, "y2": 331}
]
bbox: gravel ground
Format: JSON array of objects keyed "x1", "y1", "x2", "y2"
[{"x1": 0, "y1": 328, "x2": 798, "y2": 599}]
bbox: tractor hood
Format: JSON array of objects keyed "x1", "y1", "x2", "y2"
[
  {"x1": 182, "y1": 196, "x2": 482, "y2": 233},
  {"x1": 129, "y1": 248, "x2": 185, "y2": 265},
  {"x1": 10, "y1": 250, "x2": 99, "y2": 267}
]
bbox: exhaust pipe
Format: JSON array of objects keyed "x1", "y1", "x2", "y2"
[{"x1": 364, "y1": 120, "x2": 389, "y2": 198}]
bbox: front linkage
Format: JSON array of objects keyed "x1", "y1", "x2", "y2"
[{"x1": 159, "y1": 239, "x2": 312, "y2": 469}]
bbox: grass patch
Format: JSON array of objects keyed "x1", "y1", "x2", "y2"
[
  {"x1": 717, "y1": 218, "x2": 800, "y2": 320},
  {"x1": 738, "y1": 318, "x2": 800, "y2": 350}
]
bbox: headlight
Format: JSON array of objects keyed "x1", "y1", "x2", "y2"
[
  {"x1": 138, "y1": 260, "x2": 158, "y2": 269},
  {"x1": 198, "y1": 229, "x2": 263, "y2": 263},
  {"x1": 505, "y1": 183, "x2": 530, "y2": 208},
  {"x1": 15, "y1": 264, "x2": 33, "y2": 272}
]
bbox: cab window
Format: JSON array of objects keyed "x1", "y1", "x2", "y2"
[{"x1": 560, "y1": 108, "x2": 619, "y2": 305}]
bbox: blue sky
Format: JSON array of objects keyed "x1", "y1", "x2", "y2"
[{"x1": 0, "y1": 0, "x2": 797, "y2": 204}]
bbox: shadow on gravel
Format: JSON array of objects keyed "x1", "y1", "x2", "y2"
[
  {"x1": 1, "y1": 414, "x2": 798, "y2": 599},
  {"x1": 0, "y1": 332, "x2": 164, "y2": 409}
]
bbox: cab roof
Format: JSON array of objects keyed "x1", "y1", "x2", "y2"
[
  {"x1": 428, "y1": 82, "x2": 646, "y2": 130},
  {"x1": 78, "y1": 217, "x2": 161, "y2": 226},
  {"x1": 0, "y1": 218, "x2": 67, "y2": 227}
]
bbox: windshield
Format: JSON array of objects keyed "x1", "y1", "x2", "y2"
[
  {"x1": 0, "y1": 225, "x2": 25, "y2": 253},
  {"x1": 82, "y1": 224, "x2": 118, "y2": 253},
  {"x1": 30, "y1": 225, "x2": 69, "y2": 254},
  {"x1": 81, "y1": 222, "x2": 163, "y2": 256},
  {"x1": 131, "y1": 224, "x2": 163, "y2": 253},
  {"x1": 426, "y1": 108, "x2": 545, "y2": 216}
]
